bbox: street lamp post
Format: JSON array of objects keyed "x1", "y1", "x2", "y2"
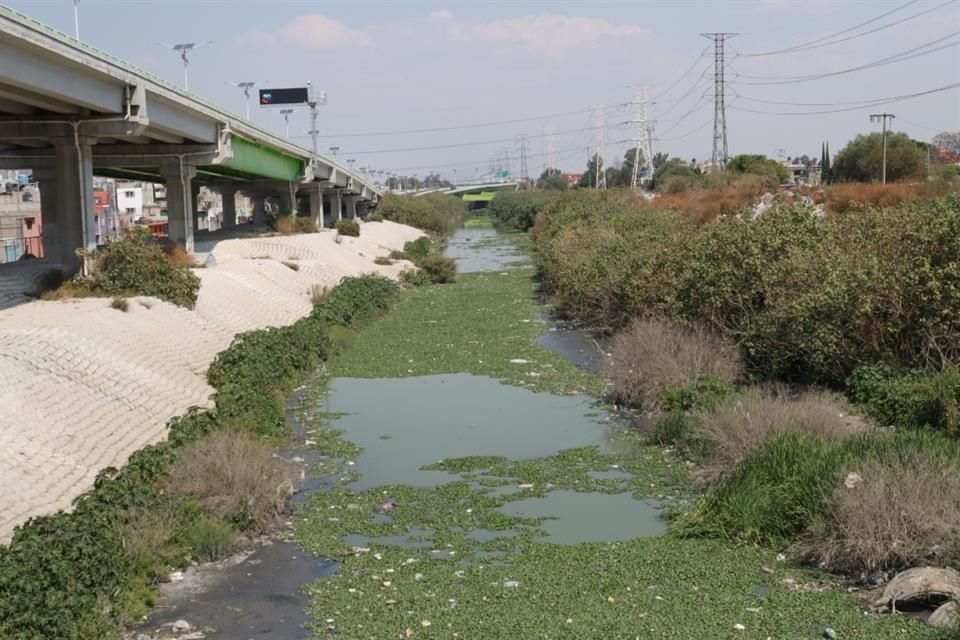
[
  {"x1": 280, "y1": 108, "x2": 294, "y2": 138},
  {"x1": 329, "y1": 146, "x2": 340, "y2": 158},
  {"x1": 228, "y1": 81, "x2": 264, "y2": 120},
  {"x1": 156, "y1": 41, "x2": 213, "y2": 91}
]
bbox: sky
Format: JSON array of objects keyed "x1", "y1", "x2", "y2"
[{"x1": 5, "y1": 0, "x2": 959, "y2": 181}]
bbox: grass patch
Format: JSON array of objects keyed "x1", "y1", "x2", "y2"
[
  {"x1": 276, "y1": 215, "x2": 318, "y2": 234},
  {"x1": 109, "y1": 296, "x2": 129, "y2": 312},
  {"x1": 373, "y1": 256, "x2": 393, "y2": 266}
]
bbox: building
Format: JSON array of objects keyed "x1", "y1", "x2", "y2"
[
  {"x1": 0, "y1": 181, "x2": 42, "y2": 263},
  {"x1": 116, "y1": 183, "x2": 144, "y2": 219}
]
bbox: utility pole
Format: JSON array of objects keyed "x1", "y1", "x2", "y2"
[
  {"x1": 306, "y1": 82, "x2": 328, "y2": 161},
  {"x1": 545, "y1": 126, "x2": 557, "y2": 172},
  {"x1": 869, "y1": 112, "x2": 895, "y2": 184},
  {"x1": 73, "y1": 0, "x2": 80, "y2": 40},
  {"x1": 595, "y1": 106, "x2": 606, "y2": 189},
  {"x1": 701, "y1": 32, "x2": 736, "y2": 171},
  {"x1": 630, "y1": 86, "x2": 653, "y2": 189}
]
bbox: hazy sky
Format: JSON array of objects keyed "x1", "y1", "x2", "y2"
[{"x1": 6, "y1": 0, "x2": 960, "y2": 180}]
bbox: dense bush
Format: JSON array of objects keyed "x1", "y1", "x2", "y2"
[
  {"x1": 535, "y1": 192, "x2": 960, "y2": 386},
  {"x1": 275, "y1": 214, "x2": 318, "y2": 234},
  {"x1": 0, "y1": 275, "x2": 399, "y2": 639},
  {"x1": 533, "y1": 191, "x2": 695, "y2": 329},
  {"x1": 335, "y1": 219, "x2": 360, "y2": 237},
  {"x1": 487, "y1": 190, "x2": 559, "y2": 231},
  {"x1": 847, "y1": 364, "x2": 960, "y2": 436},
  {"x1": 377, "y1": 193, "x2": 465, "y2": 234},
  {"x1": 77, "y1": 228, "x2": 200, "y2": 308},
  {"x1": 416, "y1": 255, "x2": 457, "y2": 284}
]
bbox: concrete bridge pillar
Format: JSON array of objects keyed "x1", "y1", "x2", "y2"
[
  {"x1": 160, "y1": 161, "x2": 197, "y2": 252},
  {"x1": 304, "y1": 185, "x2": 325, "y2": 228},
  {"x1": 332, "y1": 190, "x2": 343, "y2": 222},
  {"x1": 37, "y1": 138, "x2": 97, "y2": 274},
  {"x1": 345, "y1": 196, "x2": 358, "y2": 220},
  {"x1": 220, "y1": 187, "x2": 238, "y2": 229},
  {"x1": 251, "y1": 195, "x2": 267, "y2": 226}
]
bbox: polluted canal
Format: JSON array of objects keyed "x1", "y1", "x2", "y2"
[{"x1": 137, "y1": 221, "x2": 900, "y2": 639}]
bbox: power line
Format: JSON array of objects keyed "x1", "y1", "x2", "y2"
[
  {"x1": 739, "y1": 0, "x2": 954, "y2": 57},
  {"x1": 310, "y1": 103, "x2": 628, "y2": 138},
  {"x1": 729, "y1": 81, "x2": 960, "y2": 115},
  {"x1": 895, "y1": 115, "x2": 954, "y2": 132},
  {"x1": 650, "y1": 47, "x2": 710, "y2": 101},
  {"x1": 734, "y1": 31, "x2": 960, "y2": 85}
]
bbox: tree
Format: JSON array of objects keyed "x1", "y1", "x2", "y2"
[
  {"x1": 652, "y1": 152, "x2": 670, "y2": 170},
  {"x1": 619, "y1": 147, "x2": 647, "y2": 186},
  {"x1": 651, "y1": 158, "x2": 699, "y2": 191},
  {"x1": 578, "y1": 154, "x2": 603, "y2": 188},
  {"x1": 536, "y1": 167, "x2": 567, "y2": 190},
  {"x1": 932, "y1": 131, "x2": 960, "y2": 162},
  {"x1": 725, "y1": 154, "x2": 790, "y2": 183},
  {"x1": 832, "y1": 132, "x2": 926, "y2": 183}
]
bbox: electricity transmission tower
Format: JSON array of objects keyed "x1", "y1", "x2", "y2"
[
  {"x1": 595, "y1": 106, "x2": 606, "y2": 189},
  {"x1": 518, "y1": 134, "x2": 530, "y2": 181},
  {"x1": 701, "y1": 32, "x2": 736, "y2": 171},
  {"x1": 631, "y1": 86, "x2": 653, "y2": 189},
  {"x1": 545, "y1": 126, "x2": 557, "y2": 171},
  {"x1": 869, "y1": 112, "x2": 896, "y2": 184}
]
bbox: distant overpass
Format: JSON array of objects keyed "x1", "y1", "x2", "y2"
[
  {"x1": 413, "y1": 182, "x2": 519, "y2": 205},
  {"x1": 0, "y1": 5, "x2": 380, "y2": 273}
]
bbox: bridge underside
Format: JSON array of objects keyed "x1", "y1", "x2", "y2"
[{"x1": 0, "y1": 8, "x2": 379, "y2": 274}]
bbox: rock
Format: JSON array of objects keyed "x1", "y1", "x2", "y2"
[
  {"x1": 928, "y1": 601, "x2": 959, "y2": 629},
  {"x1": 734, "y1": 623, "x2": 746, "y2": 630},
  {"x1": 871, "y1": 567, "x2": 960, "y2": 613},
  {"x1": 172, "y1": 619, "x2": 191, "y2": 632},
  {"x1": 844, "y1": 472, "x2": 862, "y2": 489},
  {"x1": 823, "y1": 626, "x2": 836, "y2": 639}
]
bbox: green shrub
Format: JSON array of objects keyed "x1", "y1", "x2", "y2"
[
  {"x1": 403, "y1": 236, "x2": 433, "y2": 262},
  {"x1": 378, "y1": 193, "x2": 465, "y2": 233},
  {"x1": 661, "y1": 377, "x2": 736, "y2": 413},
  {"x1": 366, "y1": 211, "x2": 384, "y2": 222},
  {"x1": 309, "y1": 275, "x2": 399, "y2": 328},
  {"x1": 400, "y1": 268, "x2": 432, "y2": 287},
  {"x1": 110, "y1": 296, "x2": 129, "y2": 312},
  {"x1": 847, "y1": 364, "x2": 960, "y2": 435},
  {"x1": 184, "y1": 517, "x2": 236, "y2": 562},
  {"x1": 416, "y1": 255, "x2": 457, "y2": 284},
  {"x1": 335, "y1": 219, "x2": 360, "y2": 237},
  {"x1": 487, "y1": 190, "x2": 559, "y2": 231},
  {"x1": 77, "y1": 228, "x2": 200, "y2": 308}
]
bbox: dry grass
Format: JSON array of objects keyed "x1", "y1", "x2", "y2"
[
  {"x1": 122, "y1": 504, "x2": 184, "y2": 583},
  {"x1": 161, "y1": 242, "x2": 200, "y2": 268},
  {"x1": 605, "y1": 317, "x2": 742, "y2": 411},
  {"x1": 276, "y1": 215, "x2": 319, "y2": 235},
  {"x1": 167, "y1": 428, "x2": 291, "y2": 532},
  {"x1": 800, "y1": 453, "x2": 960, "y2": 574},
  {"x1": 826, "y1": 182, "x2": 947, "y2": 214},
  {"x1": 643, "y1": 175, "x2": 772, "y2": 225},
  {"x1": 696, "y1": 387, "x2": 865, "y2": 482}
]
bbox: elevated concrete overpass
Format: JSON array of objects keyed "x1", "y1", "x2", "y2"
[
  {"x1": 413, "y1": 182, "x2": 519, "y2": 206},
  {"x1": 0, "y1": 5, "x2": 381, "y2": 273}
]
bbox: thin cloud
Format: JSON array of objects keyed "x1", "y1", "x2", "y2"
[{"x1": 249, "y1": 15, "x2": 371, "y2": 49}]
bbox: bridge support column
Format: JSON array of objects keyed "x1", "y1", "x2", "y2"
[
  {"x1": 276, "y1": 181, "x2": 295, "y2": 216},
  {"x1": 304, "y1": 185, "x2": 325, "y2": 228},
  {"x1": 220, "y1": 187, "x2": 237, "y2": 229},
  {"x1": 161, "y1": 161, "x2": 197, "y2": 252},
  {"x1": 251, "y1": 195, "x2": 267, "y2": 226},
  {"x1": 345, "y1": 196, "x2": 357, "y2": 220},
  {"x1": 332, "y1": 190, "x2": 343, "y2": 222},
  {"x1": 39, "y1": 138, "x2": 97, "y2": 274}
]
